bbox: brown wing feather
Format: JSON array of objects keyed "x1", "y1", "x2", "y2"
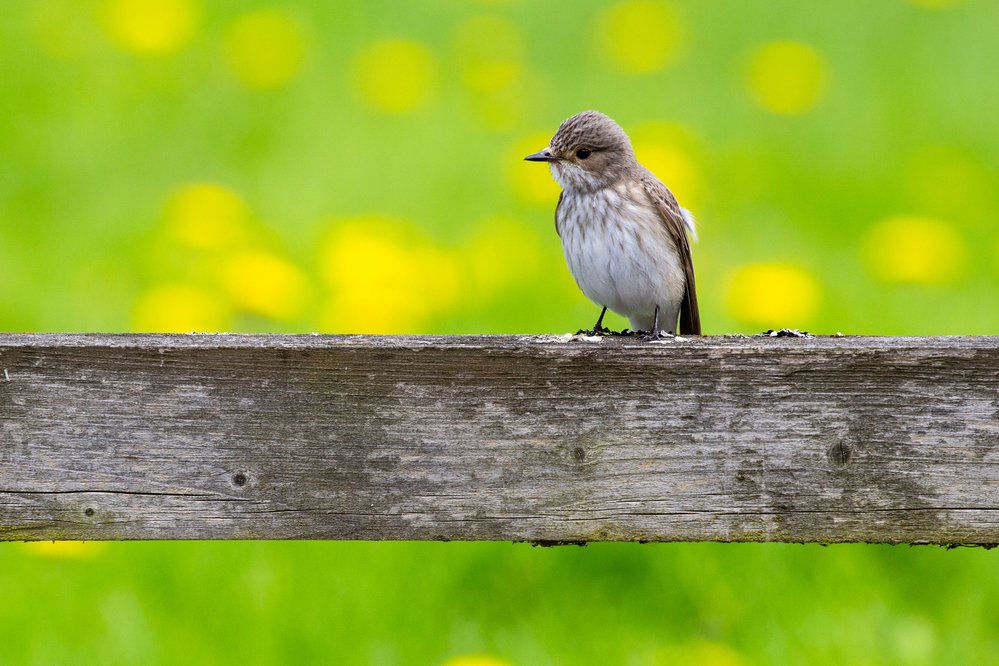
[
  {"x1": 640, "y1": 173, "x2": 701, "y2": 336},
  {"x1": 554, "y1": 190, "x2": 564, "y2": 237}
]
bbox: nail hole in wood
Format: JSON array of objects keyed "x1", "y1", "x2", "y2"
[{"x1": 827, "y1": 442, "x2": 852, "y2": 467}]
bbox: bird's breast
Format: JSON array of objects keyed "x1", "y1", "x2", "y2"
[{"x1": 556, "y1": 185, "x2": 684, "y2": 320}]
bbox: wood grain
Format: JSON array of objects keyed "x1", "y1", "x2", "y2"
[{"x1": 1, "y1": 334, "x2": 997, "y2": 544}]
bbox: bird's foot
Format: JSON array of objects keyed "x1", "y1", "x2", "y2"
[
  {"x1": 638, "y1": 329, "x2": 674, "y2": 342},
  {"x1": 575, "y1": 324, "x2": 612, "y2": 337}
]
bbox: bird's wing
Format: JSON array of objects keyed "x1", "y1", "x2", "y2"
[
  {"x1": 554, "y1": 190, "x2": 564, "y2": 237},
  {"x1": 640, "y1": 173, "x2": 701, "y2": 335}
]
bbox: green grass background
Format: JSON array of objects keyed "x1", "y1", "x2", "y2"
[{"x1": 2, "y1": 0, "x2": 998, "y2": 663}]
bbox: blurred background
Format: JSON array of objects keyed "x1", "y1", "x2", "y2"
[{"x1": 1, "y1": 0, "x2": 998, "y2": 663}]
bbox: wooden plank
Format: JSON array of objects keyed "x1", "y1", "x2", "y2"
[{"x1": 1, "y1": 334, "x2": 998, "y2": 544}]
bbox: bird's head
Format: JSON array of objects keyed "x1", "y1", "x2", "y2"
[{"x1": 524, "y1": 110, "x2": 636, "y2": 191}]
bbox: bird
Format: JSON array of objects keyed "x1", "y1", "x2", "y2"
[{"x1": 525, "y1": 110, "x2": 701, "y2": 338}]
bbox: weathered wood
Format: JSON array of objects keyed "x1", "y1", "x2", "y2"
[{"x1": 1, "y1": 334, "x2": 997, "y2": 544}]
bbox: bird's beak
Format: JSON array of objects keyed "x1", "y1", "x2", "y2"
[{"x1": 524, "y1": 148, "x2": 560, "y2": 162}]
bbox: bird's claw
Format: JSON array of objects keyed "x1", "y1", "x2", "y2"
[
  {"x1": 575, "y1": 325, "x2": 612, "y2": 337},
  {"x1": 638, "y1": 329, "x2": 673, "y2": 342}
]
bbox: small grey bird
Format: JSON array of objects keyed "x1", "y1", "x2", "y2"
[{"x1": 525, "y1": 110, "x2": 701, "y2": 338}]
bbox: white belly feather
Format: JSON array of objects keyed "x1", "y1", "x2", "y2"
[{"x1": 557, "y1": 183, "x2": 686, "y2": 333}]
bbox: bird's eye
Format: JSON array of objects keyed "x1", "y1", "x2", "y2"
[{"x1": 576, "y1": 148, "x2": 591, "y2": 159}]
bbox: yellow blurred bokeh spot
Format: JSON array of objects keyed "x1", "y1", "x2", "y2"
[
  {"x1": 451, "y1": 15, "x2": 529, "y2": 131},
  {"x1": 642, "y1": 639, "x2": 748, "y2": 666},
  {"x1": 862, "y1": 215, "x2": 966, "y2": 284},
  {"x1": 509, "y1": 132, "x2": 562, "y2": 206},
  {"x1": 21, "y1": 541, "x2": 107, "y2": 558},
  {"x1": 442, "y1": 656, "x2": 512, "y2": 666},
  {"x1": 725, "y1": 262, "x2": 821, "y2": 327},
  {"x1": 352, "y1": 39, "x2": 437, "y2": 114},
  {"x1": 452, "y1": 15, "x2": 524, "y2": 93},
  {"x1": 132, "y1": 283, "x2": 229, "y2": 332},
  {"x1": 318, "y1": 217, "x2": 458, "y2": 333},
  {"x1": 682, "y1": 640, "x2": 747, "y2": 666},
  {"x1": 632, "y1": 122, "x2": 703, "y2": 211},
  {"x1": 462, "y1": 217, "x2": 543, "y2": 298},
  {"x1": 224, "y1": 10, "x2": 308, "y2": 90},
  {"x1": 102, "y1": 0, "x2": 198, "y2": 55},
  {"x1": 165, "y1": 182, "x2": 250, "y2": 250},
  {"x1": 598, "y1": 0, "x2": 685, "y2": 73},
  {"x1": 640, "y1": 145, "x2": 701, "y2": 210},
  {"x1": 219, "y1": 250, "x2": 312, "y2": 320},
  {"x1": 746, "y1": 40, "x2": 828, "y2": 115}
]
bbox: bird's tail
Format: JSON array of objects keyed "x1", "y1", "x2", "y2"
[
  {"x1": 679, "y1": 270, "x2": 701, "y2": 336},
  {"x1": 679, "y1": 292, "x2": 701, "y2": 335},
  {"x1": 678, "y1": 207, "x2": 700, "y2": 334},
  {"x1": 680, "y1": 208, "x2": 698, "y2": 242}
]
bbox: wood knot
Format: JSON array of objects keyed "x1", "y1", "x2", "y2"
[
  {"x1": 572, "y1": 447, "x2": 586, "y2": 462},
  {"x1": 827, "y1": 442, "x2": 853, "y2": 467},
  {"x1": 84, "y1": 507, "x2": 95, "y2": 517},
  {"x1": 232, "y1": 472, "x2": 248, "y2": 487}
]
